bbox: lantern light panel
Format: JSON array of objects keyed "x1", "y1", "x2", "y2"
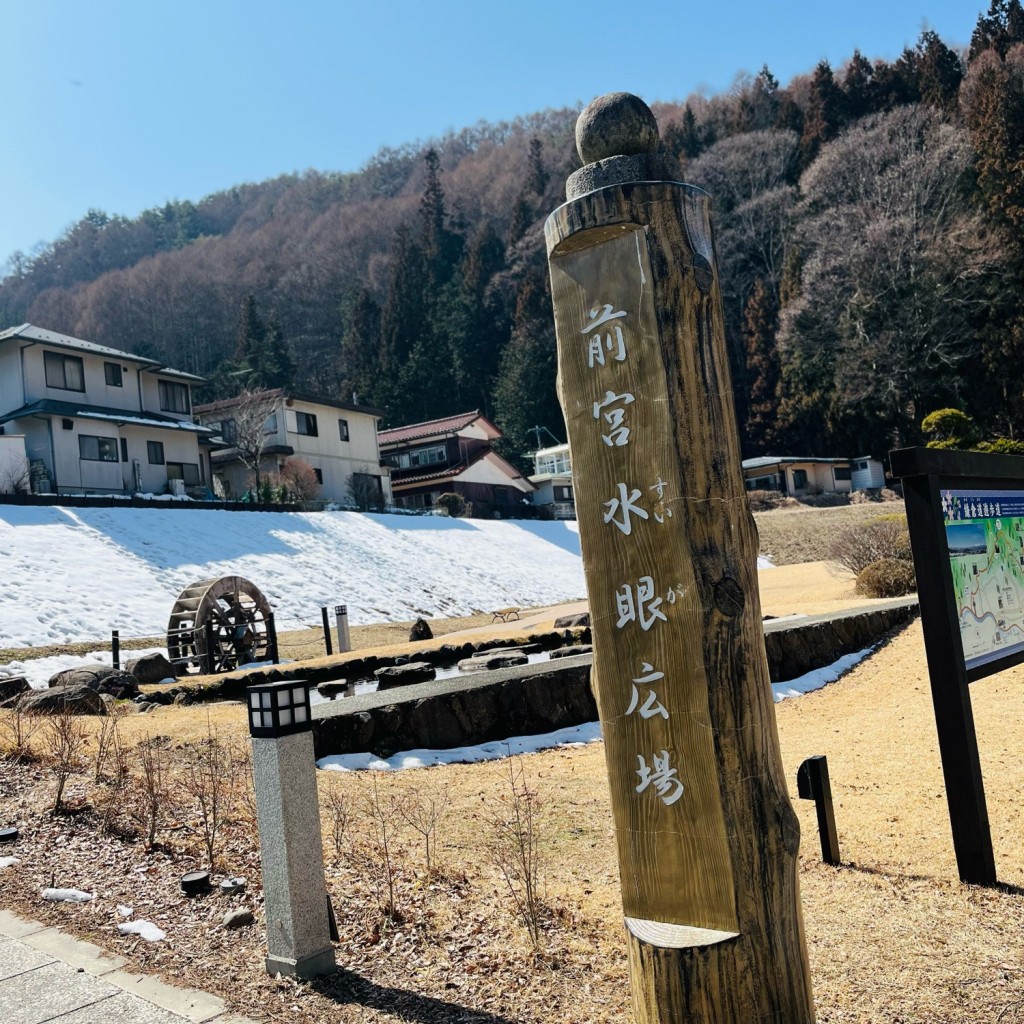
[{"x1": 247, "y1": 681, "x2": 311, "y2": 737}]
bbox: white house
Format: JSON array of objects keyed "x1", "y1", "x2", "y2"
[
  {"x1": 851, "y1": 456, "x2": 887, "y2": 490},
  {"x1": 741, "y1": 456, "x2": 854, "y2": 496},
  {"x1": 195, "y1": 390, "x2": 392, "y2": 505},
  {"x1": 528, "y1": 443, "x2": 576, "y2": 519},
  {"x1": 0, "y1": 323, "x2": 214, "y2": 496}
]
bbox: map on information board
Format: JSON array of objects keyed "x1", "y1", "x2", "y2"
[{"x1": 942, "y1": 488, "x2": 1024, "y2": 672}]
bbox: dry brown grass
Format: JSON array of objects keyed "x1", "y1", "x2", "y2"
[
  {"x1": 2, "y1": 617, "x2": 1023, "y2": 1023},
  {"x1": 755, "y1": 501, "x2": 906, "y2": 566}
]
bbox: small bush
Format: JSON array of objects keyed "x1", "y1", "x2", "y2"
[
  {"x1": 827, "y1": 515, "x2": 911, "y2": 576},
  {"x1": 856, "y1": 558, "x2": 917, "y2": 598},
  {"x1": 434, "y1": 492, "x2": 467, "y2": 518},
  {"x1": 746, "y1": 489, "x2": 786, "y2": 512},
  {"x1": 798, "y1": 491, "x2": 851, "y2": 508}
]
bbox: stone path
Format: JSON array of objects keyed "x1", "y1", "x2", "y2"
[{"x1": 0, "y1": 910, "x2": 255, "y2": 1024}]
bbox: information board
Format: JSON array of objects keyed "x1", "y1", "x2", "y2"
[{"x1": 942, "y1": 488, "x2": 1024, "y2": 672}]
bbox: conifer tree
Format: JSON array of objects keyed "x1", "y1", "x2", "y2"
[
  {"x1": 743, "y1": 278, "x2": 780, "y2": 454},
  {"x1": 970, "y1": 0, "x2": 1024, "y2": 61},
  {"x1": 799, "y1": 61, "x2": 843, "y2": 167},
  {"x1": 842, "y1": 51, "x2": 875, "y2": 120}
]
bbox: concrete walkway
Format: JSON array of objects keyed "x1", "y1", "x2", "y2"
[{"x1": 0, "y1": 910, "x2": 255, "y2": 1024}]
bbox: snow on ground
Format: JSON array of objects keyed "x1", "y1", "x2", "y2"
[
  {"x1": 0, "y1": 505, "x2": 583, "y2": 648},
  {"x1": 757, "y1": 555, "x2": 775, "y2": 569},
  {"x1": 3, "y1": 648, "x2": 166, "y2": 690},
  {"x1": 771, "y1": 646, "x2": 874, "y2": 701},
  {"x1": 117, "y1": 920, "x2": 166, "y2": 942},
  {"x1": 317, "y1": 721, "x2": 603, "y2": 772}
]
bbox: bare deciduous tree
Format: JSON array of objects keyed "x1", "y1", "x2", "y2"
[{"x1": 229, "y1": 389, "x2": 281, "y2": 498}]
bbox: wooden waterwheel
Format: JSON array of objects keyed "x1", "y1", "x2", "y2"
[{"x1": 166, "y1": 576, "x2": 272, "y2": 674}]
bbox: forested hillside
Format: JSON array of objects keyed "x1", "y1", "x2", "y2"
[{"x1": 3, "y1": 2, "x2": 1024, "y2": 464}]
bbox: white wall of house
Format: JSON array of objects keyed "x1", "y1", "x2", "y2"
[
  {"x1": 22, "y1": 345, "x2": 148, "y2": 410},
  {"x1": 851, "y1": 457, "x2": 886, "y2": 490},
  {"x1": 0, "y1": 346, "x2": 23, "y2": 411},
  {"x1": 139, "y1": 373, "x2": 194, "y2": 421},
  {"x1": 0, "y1": 435, "x2": 29, "y2": 492},
  {"x1": 783, "y1": 462, "x2": 852, "y2": 494},
  {"x1": 458, "y1": 453, "x2": 534, "y2": 494}
]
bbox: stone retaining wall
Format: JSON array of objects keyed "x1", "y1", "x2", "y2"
[{"x1": 311, "y1": 598, "x2": 919, "y2": 759}]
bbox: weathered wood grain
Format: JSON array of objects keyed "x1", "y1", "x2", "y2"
[{"x1": 546, "y1": 181, "x2": 815, "y2": 1023}]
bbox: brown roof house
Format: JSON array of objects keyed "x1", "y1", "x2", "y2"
[{"x1": 378, "y1": 411, "x2": 534, "y2": 515}]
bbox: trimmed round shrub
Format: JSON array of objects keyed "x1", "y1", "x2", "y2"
[{"x1": 855, "y1": 558, "x2": 917, "y2": 598}]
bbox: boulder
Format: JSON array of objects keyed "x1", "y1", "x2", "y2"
[
  {"x1": 317, "y1": 680, "x2": 350, "y2": 700},
  {"x1": 125, "y1": 652, "x2": 175, "y2": 685},
  {"x1": 0, "y1": 676, "x2": 29, "y2": 702},
  {"x1": 554, "y1": 613, "x2": 590, "y2": 628},
  {"x1": 457, "y1": 652, "x2": 529, "y2": 672},
  {"x1": 222, "y1": 908, "x2": 254, "y2": 929},
  {"x1": 549, "y1": 645, "x2": 593, "y2": 659},
  {"x1": 21, "y1": 685, "x2": 105, "y2": 716},
  {"x1": 48, "y1": 665, "x2": 139, "y2": 698},
  {"x1": 408, "y1": 617, "x2": 433, "y2": 642},
  {"x1": 373, "y1": 662, "x2": 436, "y2": 689}
]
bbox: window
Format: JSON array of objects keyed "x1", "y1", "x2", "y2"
[
  {"x1": 854, "y1": 461, "x2": 868, "y2": 471},
  {"x1": 120, "y1": 438, "x2": 128, "y2": 462},
  {"x1": 295, "y1": 411, "x2": 318, "y2": 436},
  {"x1": 44, "y1": 351, "x2": 84, "y2": 392},
  {"x1": 313, "y1": 468, "x2": 323, "y2": 484},
  {"x1": 62, "y1": 418, "x2": 74, "y2": 430},
  {"x1": 833, "y1": 467, "x2": 852, "y2": 481},
  {"x1": 264, "y1": 412, "x2": 277, "y2": 434},
  {"x1": 792, "y1": 469, "x2": 808, "y2": 489},
  {"x1": 407, "y1": 444, "x2": 446, "y2": 468},
  {"x1": 79, "y1": 435, "x2": 118, "y2": 462},
  {"x1": 158, "y1": 380, "x2": 189, "y2": 413},
  {"x1": 338, "y1": 418, "x2": 349, "y2": 442},
  {"x1": 554, "y1": 485, "x2": 574, "y2": 502},
  {"x1": 147, "y1": 441, "x2": 165, "y2": 465},
  {"x1": 220, "y1": 418, "x2": 237, "y2": 444},
  {"x1": 104, "y1": 362, "x2": 123, "y2": 387},
  {"x1": 167, "y1": 462, "x2": 200, "y2": 485}
]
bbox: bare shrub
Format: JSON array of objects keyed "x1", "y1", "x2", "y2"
[
  {"x1": 231, "y1": 740, "x2": 257, "y2": 828},
  {"x1": 0, "y1": 696, "x2": 39, "y2": 762},
  {"x1": 93, "y1": 701, "x2": 130, "y2": 782},
  {"x1": 399, "y1": 779, "x2": 450, "y2": 872},
  {"x1": 746, "y1": 489, "x2": 786, "y2": 512},
  {"x1": 358, "y1": 775, "x2": 404, "y2": 919},
  {"x1": 827, "y1": 515, "x2": 911, "y2": 576},
  {"x1": 133, "y1": 735, "x2": 172, "y2": 849},
  {"x1": 179, "y1": 722, "x2": 232, "y2": 870},
  {"x1": 488, "y1": 756, "x2": 543, "y2": 946},
  {"x1": 42, "y1": 704, "x2": 89, "y2": 813},
  {"x1": 324, "y1": 785, "x2": 351, "y2": 859},
  {"x1": 856, "y1": 558, "x2": 917, "y2": 598},
  {"x1": 798, "y1": 491, "x2": 851, "y2": 508}
]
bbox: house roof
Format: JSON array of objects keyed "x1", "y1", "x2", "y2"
[
  {"x1": 742, "y1": 456, "x2": 852, "y2": 471},
  {"x1": 391, "y1": 448, "x2": 534, "y2": 491},
  {"x1": 0, "y1": 399, "x2": 215, "y2": 434},
  {"x1": 378, "y1": 410, "x2": 498, "y2": 447},
  {"x1": 194, "y1": 389, "x2": 383, "y2": 418},
  {"x1": 0, "y1": 323, "x2": 205, "y2": 381}
]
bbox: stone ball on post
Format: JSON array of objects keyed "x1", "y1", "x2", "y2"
[{"x1": 575, "y1": 92, "x2": 660, "y2": 164}]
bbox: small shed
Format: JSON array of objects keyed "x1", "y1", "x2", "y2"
[{"x1": 850, "y1": 456, "x2": 886, "y2": 490}]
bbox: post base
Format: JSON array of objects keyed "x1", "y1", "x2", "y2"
[{"x1": 265, "y1": 946, "x2": 336, "y2": 979}]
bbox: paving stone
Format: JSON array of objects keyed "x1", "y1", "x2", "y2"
[
  {"x1": 23, "y1": 926, "x2": 126, "y2": 976},
  {"x1": 0, "y1": 910, "x2": 46, "y2": 939},
  {"x1": 0, "y1": 936, "x2": 55, "y2": 981},
  {"x1": 55, "y1": 990, "x2": 190, "y2": 1024},
  {"x1": 104, "y1": 971, "x2": 228, "y2": 1023},
  {"x1": 0, "y1": 960, "x2": 117, "y2": 1024}
]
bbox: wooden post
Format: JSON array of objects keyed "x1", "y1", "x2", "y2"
[
  {"x1": 545, "y1": 93, "x2": 814, "y2": 1023},
  {"x1": 321, "y1": 606, "x2": 334, "y2": 657},
  {"x1": 267, "y1": 613, "x2": 280, "y2": 666},
  {"x1": 797, "y1": 755, "x2": 841, "y2": 866},
  {"x1": 111, "y1": 629, "x2": 120, "y2": 672}
]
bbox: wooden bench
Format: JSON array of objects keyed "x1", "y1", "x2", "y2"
[{"x1": 491, "y1": 607, "x2": 521, "y2": 623}]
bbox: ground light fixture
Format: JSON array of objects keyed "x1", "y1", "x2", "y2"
[{"x1": 247, "y1": 680, "x2": 311, "y2": 738}]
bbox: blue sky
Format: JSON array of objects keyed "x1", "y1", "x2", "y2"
[{"x1": 0, "y1": 1, "x2": 986, "y2": 267}]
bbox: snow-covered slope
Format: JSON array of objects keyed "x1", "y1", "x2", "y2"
[{"x1": 0, "y1": 506, "x2": 584, "y2": 648}]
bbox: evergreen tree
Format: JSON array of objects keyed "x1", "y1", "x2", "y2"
[
  {"x1": 340, "y1": 286, "x2": 383, "y2": 405},
  {"x1": 915, "y1": 31, "x2": 964, "y2": 110},
  {"x1": 263, "y1": 319, "x2": 295, "y2": 389},
  {"x1": 970, "y1": 0, "x2": 1024, "y2": 61},
  {"x1": 743, "y1": 278, "x2": 780, "y2": 454},
  {"x1": 799, "y1": 61, "x2": 843, "y2": 167}
]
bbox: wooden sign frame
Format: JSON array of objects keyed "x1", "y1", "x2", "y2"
[{"x1": 890, "y1": 445, "x2": 1024, "y2": 884}]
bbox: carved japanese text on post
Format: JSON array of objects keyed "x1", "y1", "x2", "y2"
[{"x1": 550, "y1": 225, "x2": 738, "y2": 936}]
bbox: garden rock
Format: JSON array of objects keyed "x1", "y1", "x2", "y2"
[
  {"x1": 22, "y1": 685, "x2": 105, "y2": 716},
  {"x1": 49, "y1": 665, "x2": 139, "y2": 698},
  {"x1": 317, "y1": 680, "x2": 349, "y2": 700},
  {"x1": 0, "y1": 676, "x2": 29, "y2": 701},
  {"x1": 457, "y1": 652, "x2": 528, "y2": 672},
  {"x1": 554, "y1": 613, "x2": 590, "y2": 628},
  {"x1": 549, "y1": 645, "x2": 593, "y2": 659},
  {"x1": 125, "y1": 652, "x2": 175, "y2": 685},
  {"x1": 408, "y1": 617, "x2": 433, "y2": 642},
  {"x1": 222, "y1": 908, "x2": 254, "y2": 929},
  {"x1": 373, "y1": 662, "x2": 435, "y2": 689}
]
